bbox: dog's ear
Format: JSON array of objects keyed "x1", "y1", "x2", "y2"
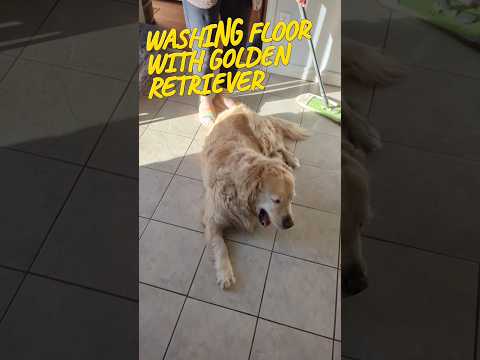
[{"x1": 238, "y1": 162, "x2": 265, "y2": 211}]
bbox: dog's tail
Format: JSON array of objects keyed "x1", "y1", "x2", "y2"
[{"x1": 270, "y1": 117, "x2": 310, "y2": 141}]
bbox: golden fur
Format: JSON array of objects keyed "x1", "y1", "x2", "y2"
[
  {"x1": 341, "y1": 37, "x2": 406, "y2": 296},
  {"x1": 201, "y1": 104, "x2": 308, "y2": 289}
]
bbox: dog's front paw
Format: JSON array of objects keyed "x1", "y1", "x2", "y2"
[
  {"x1": 216, "y1": 262, "x2": 236, "y2": 290},
  {"x1": 342, "y1": 263, "x2": 368, "y2": 297}
]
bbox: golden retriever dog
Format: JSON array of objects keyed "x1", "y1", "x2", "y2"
[
  {"x1": 201, "y1": 104, "x2": 309, "y2": 289},
  {"x1": 341, "y1": 37, "x2": 407, "y2": 296},
  {"x1": 341, "y1": 137, "x2": 371, "y2": 296}
]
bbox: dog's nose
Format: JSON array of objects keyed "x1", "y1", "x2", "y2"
[{"x1": 282, "y1": 216, "x2": 294, "y2": 229}]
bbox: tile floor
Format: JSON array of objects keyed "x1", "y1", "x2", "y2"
[
  {"x1": 342, "y1": 0, "x2": 480, "y2": 359},
  {"x1": 0, "y1": 0, "x2": 138, "y2": 358},
  {"x1": 139, "y1": 72, "x2": 341, "y2": 360}
]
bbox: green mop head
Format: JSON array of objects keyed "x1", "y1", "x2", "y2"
[
  {"x1": 398, "y1": 0, "x2": 480, "y2": 45},
  {"x1": 296, "y1": 93, "x2": 341, "y2": 123}
]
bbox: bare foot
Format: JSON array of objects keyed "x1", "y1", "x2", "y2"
[{"x1": 198, "y1": 95, "x2": 216, "y2": 127}]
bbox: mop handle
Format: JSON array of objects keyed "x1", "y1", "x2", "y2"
[{"x1": 298, "y1": 4, "x2": 330, "y2": 108}]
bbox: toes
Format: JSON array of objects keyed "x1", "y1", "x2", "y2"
[{"x1": 216, "y1": 268, "x2": 236, "y2": 290}]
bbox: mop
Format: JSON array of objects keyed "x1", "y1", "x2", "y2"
[
  {"x1": 295, "y1": 4, "x2": 341, "y2": 124},
  {"x1": 395, "y1": 0, "x2": 480, "y2": 45}
]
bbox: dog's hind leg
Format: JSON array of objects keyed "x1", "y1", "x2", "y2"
[{"x1": 204, "y1": 207, "x2": 236, "y2": 289}]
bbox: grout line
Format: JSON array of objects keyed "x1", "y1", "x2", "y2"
[
  {"x1": 408, "y1": 63, "x2": 480, "y2": 82},
  {"x1": 0, "y1": 146, "x2": 82, "y2": 167},
  {"x1": 0, "y1": 263, "x2": 25, "y2": 274},
  {"x1": 174, "y1": 135, "x2": 198, "y2": 177},
  {"x1": 292, "y1": 202, "x2": 339, "y2": 216},
  {"x1": 147, "y1": 172, "x2": 177, "y2": 221},
  {"x1": 140, "y1": 227, "x2": 338, "y2": 349},
  {"x1": 16, "y1": 55, "x2": 132, "y2": 83},
  {"x1": 1, "y1": 147, "x2": 138, "y2": 181},
  {"x1": 248, "y1": 236, "x2": 275, "y2": 359},
  {"x1": 382, "y1": 10, "x2": 393, "y2": 51},
  {"x1": 186, "y1": 246, "x2": 206, "y2": 298},
  {"x1": 187, "y1": 295, "x2": 256, "y2": 319},
  {"x1": 378, "y1": 138, "x2": 480, "y2": 166},
  {"x1": 473, "y1": 264, "x2": 480, "y2": 360},
  {"x1": 140, "y1": 279, "x2": 337, "y2": 341},
  {"x1": 331, "y1": 272, "x2": 340, "y2": 359},
  {"x1": 0, "y1": 0, "x2": 61, "y2": 84},
  {"x1": 28, "y1": 272, "x2": 137, "y2": 302},
  {"x1": 85, "y1": 165, "x2": 138, "y2": 180},
  {"x1": 364, "y1": 235, "x2": 480, "y2": 265},
  {"x1": 256, "y1": 316, "x2": 334, "y2": 341},
  {"x1": 332, "y1": 232, "x2": 342, "y2": 348},
  {"x1": 139, "y1": 281, "x2": 187, "y2": 298},
  {"x1": 164, "y1": 97, "x2": 198, "y2": 108},
  {"x1": 247, "y1": 317, "x2": 259, "y2": 360},
  {"x1": 148, "y1": 217, "x2": 340, "y2": 269},
  {"x1": 161, "y1": 245, "x2": 206, "y2": 360},
  {"x1": 363, "y1": 2, "x2": 393, "y2": 120},
  {"x1": 0, "y1": 67, "x2": 136, "y2": 326},
  {"x1": 0, "y1": 166, "x2": 83, "y2": 326},
  {"x1": 138, "y1": 217, "x2": 150, "y2": 240},
  {"x1": 271, "y1": 250, "x2": 339, "y2": 270}
]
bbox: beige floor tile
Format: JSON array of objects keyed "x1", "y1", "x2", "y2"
[
  {"x1": 21, "y1": 0, "x2": 137, "y2": 80},
  {"x1": 333, "y1": 341, "x2": 341, "y2": 360},
  {"x1": 140, "y1": 221, "x2": 204, "y2": 294},
  {"x1": 139, "y1": 128, "x2": 191, "y2": 173},
  {"x1": 139, "y1": 167, "x2": 172, "y2": 218},
  {"x1": 190, "y1": 241, "x2": 270, "y2": 315},
  {"x1": 258, "y1": 94, "x2": 303, "y2": 124},
  {"x1": 139, "y1": 95, "x2": 166, "y2": 125},
  {"x1": 194, "y1": 125, "x2": 212, "y2": 146},
  {"x1": 0, "y1": 59, "x2": 126, "y2": 164},
  {"x1": 139, "y1": 124, "x2": 147, "y2": 138},
  {"x1": 165, "y1": 299, "x2": 256, "y2": 360},
  {"x1": 302, "y1": 109, "x2": 340, "y2": 138},
  {"x1": 251, "y1": 319, "x2": 333, "y2": 360},
  {"x1": 294, "y1": 165, "x2": 340, "y2": 214},
  {"x1": 295, "y1": 133, "x2": 340, "y2": 170},
  {"x1": 148, "y1": 100, "x2": 199, "y2": 138},
  {"x1": 275, "y1": 205, "x2": 340, "y2": 267},
  {"x1": 168, "y1": 91, "x2": 199, "y2": 107},
  {"x1": 225, "y1": 226, "x2": 276, "y2": 250},
  {"x1": 139, "y1": 217, "x2": 149, "y2": 239},
  {"x1": 140, "y1": 284, "x2": 185, "y2": 360},
  {"x1": 260, "y1": 253, "x2": 337, "y2": 337},
  {"x1": 176, "y1": 138, "x2": 203, "y2": 180},
  {"x1": 153, "y1": 176, "x2": 204, "y2": 232}
]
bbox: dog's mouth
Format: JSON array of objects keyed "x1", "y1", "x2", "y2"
[{"x1": 258, "y1": 208, "x2": 271, "y2": 227}]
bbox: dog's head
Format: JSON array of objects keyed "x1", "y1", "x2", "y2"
[{"x1": 249, "y1": 160, "x2": 296, "y2": 230}]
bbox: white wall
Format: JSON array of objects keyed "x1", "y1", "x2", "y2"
[{"x1": 264, "y1": 0, "x2": 341, "y2": 86}]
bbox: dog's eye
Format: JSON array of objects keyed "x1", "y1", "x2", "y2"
[{"x1": 272, "y1": 198, "x2": 281, "y2": 204}]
